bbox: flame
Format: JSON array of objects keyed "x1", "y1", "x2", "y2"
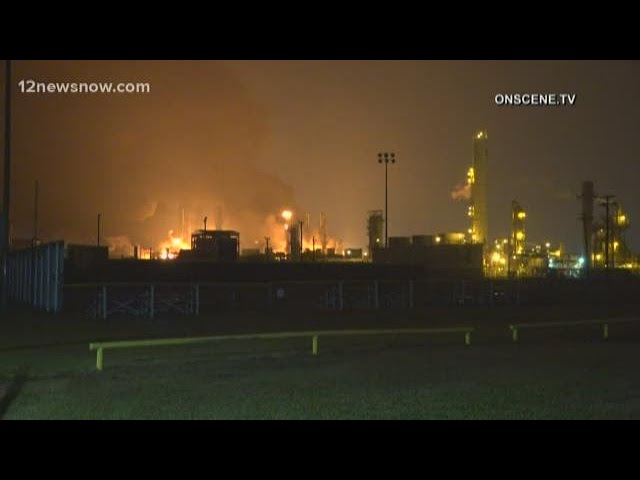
[
  {"x1": 157, "y1": 229, "x2": 190, "y2": 260},
  {"x1": 150, "y1": 209, "x2": 342, "y2": 260}
]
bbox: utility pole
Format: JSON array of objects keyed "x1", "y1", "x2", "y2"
[
  {"x1": 97, "y1": 213, "x2": 102, "y2": 247},
  {"x1": 378, "y1": 152, "x2": 396, "y2": 247},
  {"x1": 264, "y1": 236, "x2": 271, "y2": 257},
  {"x1": 1, "y1": 60, "x2": 12, "y2": 313}
]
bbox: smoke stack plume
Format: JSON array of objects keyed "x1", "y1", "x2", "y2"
[{"x1": 451, "y1": 183, "x2": 471, "y2": 201}]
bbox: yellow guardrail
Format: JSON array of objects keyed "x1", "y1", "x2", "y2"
[
  {"x1": 509, "y1": 318, "x2": 639, "y2": 343},
  {"x1": 89, "y1": 327, "x2": 474, "y2": 371}
]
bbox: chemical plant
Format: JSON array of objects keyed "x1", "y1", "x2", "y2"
[
  {"x1": 6, "y1": 128, "x2": 640, "y2": 320},
  {"x1": 7, "y1": 130, "x2": 640, "y2": 283}
]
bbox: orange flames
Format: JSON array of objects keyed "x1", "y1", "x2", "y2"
[
  {"x1": 158, "y1": 230, "x2": 190, "y2": 260},
  {"x1": 150, "y1": 209, "x2": 341, "y2": 261},
  {"x1": 274, "y1": 209, "x2": 341, "y2": 255}
]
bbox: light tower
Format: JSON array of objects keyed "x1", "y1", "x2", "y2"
[
  {"x1": 470, "y1": 131, "x2": 488, "y2": 245},
  {"x1": 377, "y1": 152, "x2": 396, "y2": 247}
]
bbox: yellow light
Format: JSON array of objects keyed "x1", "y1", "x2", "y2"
[
  {"x1": 476, "y1": 132, "x2": 483, "y2": 139},
  {"x1": 435, "y1": 236, "x2": 441, "y2": 243},
  {"x1": 281, "y1": 210, "x2": 293, "y2": 221},
  {"x1": 545, "y1": 242, "x2": 551, "y2": 248},
  {"x1": 517, "y1": 211, "x2": 526, "y2": 220},
  {"x1": 596, "y1": 254, "x2": 602, "y2": 261},
  {"x1": 614, "y1": 241, "x2": 619, "y2": 250},
  {"x1": 516, "y1": 231, "x2": 525, "y2": 241}
]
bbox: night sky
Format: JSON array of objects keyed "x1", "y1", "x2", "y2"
[{"x1": 1, "y1": 60, "x2": 639, "y2": 253}]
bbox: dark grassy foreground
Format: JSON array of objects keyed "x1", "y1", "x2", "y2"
[{"x1": 2, "y1": 335, "x2": 640, "y2": 419}]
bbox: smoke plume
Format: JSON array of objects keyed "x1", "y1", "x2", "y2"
[
  {"x1": 7, "y1": 60, "x2": 298, "y2": 251},
  {"x1": 451, "y1": 182, "x2": 471, "y2": 201}
]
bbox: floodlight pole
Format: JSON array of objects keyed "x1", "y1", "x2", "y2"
[
  {"x1": 378, "y1": 152, "x2": 396, "y2": 248},
  {"x1": 1, "y1": 60, "x2": 12, "y2": 313}
]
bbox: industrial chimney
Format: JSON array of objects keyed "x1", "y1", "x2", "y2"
[{"x1": 471, "y1": 130, "x2": 489, "y2": 245}]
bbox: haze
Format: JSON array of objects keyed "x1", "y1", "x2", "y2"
[{"x1": 1, "y1": 60, "x2": 639, "y2": 253}]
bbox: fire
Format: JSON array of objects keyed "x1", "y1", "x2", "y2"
[
  {"x1": 157, "y1": 230, "x2": 190, "y2": 260},
  {"x1": 281, "y1": 210, "x2": 293, "y2": 222}
]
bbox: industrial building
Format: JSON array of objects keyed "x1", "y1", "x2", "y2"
[
  {"x1": 178, "y1": 229, "x2": 240, "y2": 262},
  {"x1": 469, "y1": 131, "x2": 489, "y2": 245},
  {"x1": 373, "y1": 234, "x2": 483, "y2": 278}
]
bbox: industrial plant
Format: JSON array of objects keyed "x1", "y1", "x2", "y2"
[{"x1": 4, "y1": 126, "x2": 640, "y2": 318}]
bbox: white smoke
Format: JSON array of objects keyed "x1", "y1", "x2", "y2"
[{"x1": 451, "y1": 182, "x2": 471, "y2": 201}]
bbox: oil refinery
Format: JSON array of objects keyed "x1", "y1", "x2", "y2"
[{"x1": 7, "y1": 130, "x2": 640, "y2": 282}]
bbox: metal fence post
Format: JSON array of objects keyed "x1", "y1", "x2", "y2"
[
  {"x1": 52, "y1": 243, "x2": 59, "y2": 312},
  {"x1": 45, "y1": 245, "x2": 51, "y2": 312},
  {"x1": 312, "y1": 335, "x2": 318, "y2": 355},
  {"x1": 96, "y1": 347, "x2": 104, "y2": 371}
]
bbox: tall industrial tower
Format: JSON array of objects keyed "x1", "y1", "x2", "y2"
[
  {"x1": 319, "y1": 212, "x2": 328, "y2": 254},
  {"x1": 579, "y1": 181, "x2": 594, "y2": 270},
  {"x1": 470, "y1": 130, "x2": 488, "y2": 245}
]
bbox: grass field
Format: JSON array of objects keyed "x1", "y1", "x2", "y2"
[
  {"x1": 2, "y1": 335, "x2": 640, "y2": 419},
  {"x1": 2, "y1": 305, "x2": 640, "y2": 420}
]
